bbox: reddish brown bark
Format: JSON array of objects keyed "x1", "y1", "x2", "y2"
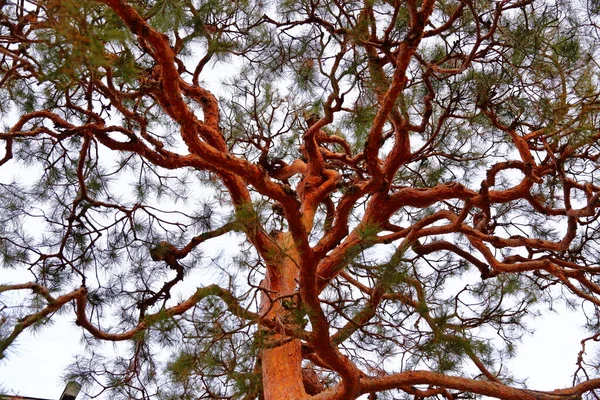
[
  {"x1": 260, "y1": 232, "x2": 308, "y2": 399},
  {"x1": 261, "y1": 341, "x2": 307, "y2": 400},
  {"x1": 4, "y1": 1, "x2": 600, "y2": 399}
]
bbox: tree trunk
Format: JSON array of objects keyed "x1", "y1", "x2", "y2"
[
  {"x1": 260, "y1": 232, "x2": 308, "y2": 400},
  {"x1": 262, "y1": 340, "x2": 307, "y2": 399}
]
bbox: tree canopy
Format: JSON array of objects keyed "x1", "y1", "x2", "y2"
[{"x1": 2, "y1": 0, "x2": 600, "y2": 398}]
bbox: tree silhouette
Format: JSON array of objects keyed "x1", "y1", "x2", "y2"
[{"x1": 2, "y1": 0, "x2": 600, "y2": 398}]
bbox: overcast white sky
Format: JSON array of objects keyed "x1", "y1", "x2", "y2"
[
  {"x1": 0, "y1": 5, "x2": 597, "y2": 399},
  {"x1": 0, "y1": 305, "x2": 589, "y2": 398},
  {"x1": 0, "y1": 107, "x2": 594, "y2": 399}
]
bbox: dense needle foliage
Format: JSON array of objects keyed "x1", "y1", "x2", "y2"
[{"x1": 2, "y1": 0, "x2": 600, "y2": 398}]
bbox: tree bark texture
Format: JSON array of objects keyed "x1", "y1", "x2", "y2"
[{"x1": 260, "y1": 232, "x2": 308, "y2": 399}]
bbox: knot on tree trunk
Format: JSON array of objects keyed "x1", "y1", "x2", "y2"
[{"x1": 302, "y1": 365, "x2": 325, "y2": 395}]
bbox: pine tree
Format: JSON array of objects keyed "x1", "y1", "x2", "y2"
[{"x1": 2, "y1": 0, "x2": 600, "y2": 398}]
